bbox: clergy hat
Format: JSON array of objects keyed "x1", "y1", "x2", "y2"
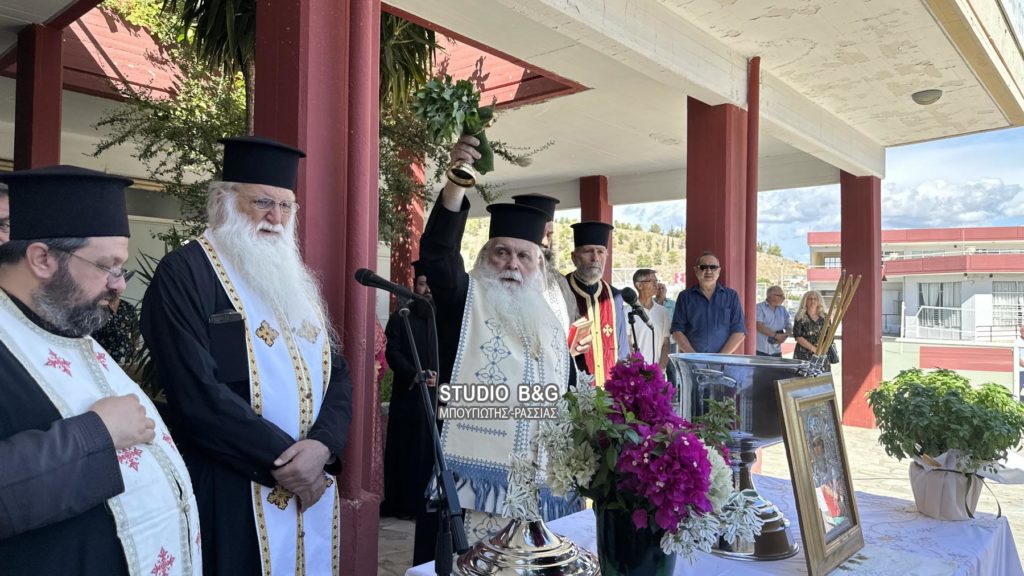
[
  {"x1": 571, "y1": 221, "x2": 613, "y2": 248},
  {"x1": 486, "y1": 203, "x2": 549, "y2": 246},
  {"x1": 0, "y1": 165, "x2": 132, "y2": 240},
  {"x1": 220, "y1": 136, "x2": 306, "y2": 191},
  {"x1": 412, "y1": 259, "x2": 427, "y2": 277},
  {"x1": 512, "y1": 194, "x2": 559, "y2": 221}
]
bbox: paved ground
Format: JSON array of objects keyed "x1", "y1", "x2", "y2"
[{"x1": 376, "y1": 425, "x2": 1024, "y2": 575}]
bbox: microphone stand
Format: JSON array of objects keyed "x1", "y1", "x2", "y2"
[
  {"x1": 397, "y1": 298, "x2": 468, "y2": 575},
  {"x1": 626, "y1": 307, "x2": 657, "y2": 362},
  {"x1": 627, "y1": 309, "x2": 640, "y2": 356}
]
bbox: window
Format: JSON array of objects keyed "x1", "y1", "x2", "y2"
[
  {"x1": 993, "y1": 281, "x2": 1024, "y2": 328},
  {"x1": 824, "y1": 256, "x2": 841, "y2": 269},
  {"x1": 918, "y1": 282, "x2": 961, "y2": 329}
]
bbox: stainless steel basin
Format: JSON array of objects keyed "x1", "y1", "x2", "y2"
[{"x1": 668, "y1": 353, "x2": 807, "y2": 442}]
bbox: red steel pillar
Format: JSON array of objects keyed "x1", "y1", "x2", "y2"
[
  {"x1": 255, "y1": 1, "x2": 381, "y2": 573},
  {"x1": 14, "y1": 24, "x2": 63, "y2": 169},
  {"x1": 390, "y1": 163, "x2": 426, "y2": 299},
  {"x1": 840, "y1": 171, "x2": 883, "y2": 427},
  {"x1": 743, "y1": 57, "x2": 761, "y2": 355},
  {"x1": 580, "y1": 175, "x2": 613, "y2": 283},
  {"x1": 685, "y1": 97, "x2": 748, "y2": 304}
]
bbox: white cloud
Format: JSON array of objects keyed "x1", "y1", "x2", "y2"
[{"x1": 881, "y1": 179, "x2": 1022, "y2": 228}]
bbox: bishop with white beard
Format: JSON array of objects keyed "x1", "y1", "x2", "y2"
[
  {"x1": 412, "y1": 135, "x2": 584, "y2": 564},
  {"x1": 141, "y1": 136, "x2": 353, "y2": 576}
]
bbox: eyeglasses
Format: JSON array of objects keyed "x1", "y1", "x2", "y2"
[
  {"x1": 638, "y1": 278, "x2": 658, "y2": 284},
  {"x1": 52, "y1": 248, "x2": 135, "y2": 283},
  {"x1": 696, "y1": 264, "x2": 720, "y2": 271},
  {"x1": 251, "y1": 198, "x2": 299, "y2": 214}
]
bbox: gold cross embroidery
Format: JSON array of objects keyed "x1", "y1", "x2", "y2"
[
  {"x1": 296, "y1": 320, "x2": 321, "y2": 344},
  {"x1": 267, "y1": 484, "x2": 293, "y2": 510},
  {"x1": 602, "y1": 323, "x2": 614, "y2": 337},
  {"x1": 256, "y1": 320, "x2": 279, "y2": 347}
]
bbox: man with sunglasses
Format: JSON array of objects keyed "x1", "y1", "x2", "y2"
[
  {"x1": 670, "y1": 251, "x2": 746, "y2": 355},
  {"x1": 0, "y1": 166, "x2": 200, "y2": 575},
  {"x1": 141, "y1": 137, "x2": 353, "y2": 576}
]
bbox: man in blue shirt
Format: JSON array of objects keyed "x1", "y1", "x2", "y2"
[
  {"x1": 671, "y1": 251, "x2": 746, "y2": 354},
  {"x1": 754, "y1": 285, "x2": 791, "y2": 357}
]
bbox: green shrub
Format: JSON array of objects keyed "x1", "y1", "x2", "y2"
[
  {"x1": 379, "y1": 369, "x2": 394, "y2": 405},
  {"x1": 867, "y1": 368, "x2": 1024, "y2": 472}
]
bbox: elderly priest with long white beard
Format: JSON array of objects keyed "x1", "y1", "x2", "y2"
[
  {"x1": 141, "y1": 136, "x2": 353, "y2": 576},
  {"x1": 0, "y1": 166, "x2": 201, "y2": 575},
  {"x1": 414, "y1": 135, "x2": 585, "y2": 561}
]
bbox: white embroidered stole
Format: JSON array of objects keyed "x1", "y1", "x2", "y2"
[
  {"x1": 0, "y1": 292, "x2": 201, "y2": 576},
  {"x1": 198, "y1": 232, "x2": 339, "y2": 576},
  {"x1": 441, "y1": 276, "x2": 569, "y2": 515},
  {"x1": 544, "y1": 282, "x2": 571, "y2": 334}
]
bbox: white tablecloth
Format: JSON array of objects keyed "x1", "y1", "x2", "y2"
[{"x1": 406, "y1": 475, "x2": 1023, "y2": 575}]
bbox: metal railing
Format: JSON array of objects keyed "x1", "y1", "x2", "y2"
[
  {"x1": 904, "y1": 305, "x2": 972, "y2": 340},
  {"x1": 883, "y1": 248, "x2": 1024, "y2": 261}
]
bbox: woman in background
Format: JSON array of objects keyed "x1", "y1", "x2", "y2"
[{"x1": 793, "y1": 290, "x2": 826, "y2": 361}]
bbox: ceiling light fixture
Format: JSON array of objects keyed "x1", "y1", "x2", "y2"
[{"x1": 912, "y1": 89, "x2": 943, "y2": 105}]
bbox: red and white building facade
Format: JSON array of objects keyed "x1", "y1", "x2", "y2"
[{"x1": 808, "y1": 227, "x2": 1024, "y2": 398}]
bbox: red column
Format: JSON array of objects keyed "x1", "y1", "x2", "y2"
[
  {"x1": 743, "y1": 57, "x2": 761, "y2": 355},
  {"x1": 255, "y1": 1, "x2": 381, "y2": 574},
  {"x1": 685, "y1": 97, "x2": 748, "y2": 299},
  {"x1": 14, "y1": 24, "x2": 63, "y2": 170},
  {"x1": 390, "y1": 162, "x2": 426, "y2": 301},
  {"x1": 580, "y1": 175, "x2": 613, "y2": 283},
  {"x1": 840, "y1": 171, "x2": 882, "y2": 427}
]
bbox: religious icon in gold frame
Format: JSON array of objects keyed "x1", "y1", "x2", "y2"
[{"x1": 777, "y1": 374, "x2": 864, "y2": 576}]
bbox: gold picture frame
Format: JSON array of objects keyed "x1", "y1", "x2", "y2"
[{"x1": 777, "y1": 374, "x2": 864, "y2": 576}]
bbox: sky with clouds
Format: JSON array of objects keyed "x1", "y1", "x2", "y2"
[{"x1": 559, "y1": 126, "x2": 1024, "y2": 263}]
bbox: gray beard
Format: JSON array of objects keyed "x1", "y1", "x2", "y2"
[
  {"x1": 470, "y1": 265, "x2": 551, "y2": 356},
  {"x1": 210, "y1": 200, "x2": 330, "y2": 335},
  {"x1": 33, "y1": 263, "x2": 113, "y2": 337}
]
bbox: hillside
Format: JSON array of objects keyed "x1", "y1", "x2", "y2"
[{"x1": 457, "y1": 216, "x2": 807, "y2": 294}]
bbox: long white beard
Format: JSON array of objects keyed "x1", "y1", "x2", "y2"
[
  {"x1": 470, "y1": 264, "x2": 552, "y2": 357},
  {"x1": 210, "y1": 201, "x2": 330, "y2": 335}
]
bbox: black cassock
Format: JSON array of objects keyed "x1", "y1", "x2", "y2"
[
  {"x1": 411, "y1": 197, "x2": 577, "y2": 564},
  {"x1": 380, "y1": 299, "x2": 437, "y2": 519},
  {"x1": 140, "y1": 240, "x2": 353, "y2": 576},
  {"x1": 0, "y1": 296, "x2": 128, "y2": 575}
]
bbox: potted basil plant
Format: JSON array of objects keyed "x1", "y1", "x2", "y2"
[{"x1": 867, "y1": 368, "x2": 1024, "y2": 520}]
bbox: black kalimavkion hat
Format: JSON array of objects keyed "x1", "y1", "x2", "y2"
[
  {"x1": 0, "y1": 165, "x2": 132, "y2": 240},
  {"x1": 220, "y1": 136, "x2": 306, "y2": 190},
  {"x1": 486, "y1": 203, "x2": 549, "y2": 246},
  {"x1": 571, "y1": 221, "x2": 614, "y2": 248},
  {"x1": 512, "y1": 193, "x2": 559, "y2": 221}
]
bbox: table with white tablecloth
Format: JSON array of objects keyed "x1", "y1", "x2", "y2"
[{"x1": 406, "y1": 475, "x2": 1023, "y2": 575}]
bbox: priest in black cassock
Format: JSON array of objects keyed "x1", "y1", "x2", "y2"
[
  {"x1": 0, "y1": 166, "x2": 201, "y2": 575},
  {"x1": 511, "y1": 193, "x2": 579, "y2": 331},
  {"x1": 140, "y1": 136, "x2": 353, "y2": 576},
  {"x1": 413, "y1": 135, "x2": 586, "y2": 564},
  {"x1": 381, "y1": 261, "x2": 436, "y2": 519},
  {"x1": 566, "y1": 221, "x2": 629, "y2": 387}
]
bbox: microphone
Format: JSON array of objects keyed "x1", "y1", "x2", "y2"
[
  {"x1": 354, "y1": 268, "x2": 430, "y2": 303},
  {"x1": 621, "y1": 287, "x2": 654, "y2": 329}
]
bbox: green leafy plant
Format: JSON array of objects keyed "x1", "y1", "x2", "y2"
[
  {"x1": 413, "y1": 74, "x2": 495, "y2": 175},
  {"x1": 867, "y1": 368, "x2": 1024, "y2": 472}
]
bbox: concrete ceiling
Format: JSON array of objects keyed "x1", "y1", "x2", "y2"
[
  {"x1": 0, "y1": 1, "x2": 80, "y2": 58},
  {"x1": 661, "y1": 0, "x2": 1008, "y2": 145},
  {"x1": 391, "y1": 0, "x2": 1021, "y2": 214}
]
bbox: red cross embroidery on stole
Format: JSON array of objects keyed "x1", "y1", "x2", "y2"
[
  {"x1": 117, "y1": 447, "x2": 144, "y2": 471},
  {"x1": 44, "y1": 349, "x2": 72, "y2": 377},
  {"x1": 95, "y1": 351, "x2": 109, "y2": 370},
  {"x1": 150, "y1": 547, "x2": 176, "y2": 576},
  {"x1": 163, "y1": 432, "x2": 177, "y2": 451}
]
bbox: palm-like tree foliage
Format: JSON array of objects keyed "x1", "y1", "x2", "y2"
[
  {"x1": 163, "y1": 0, "x2": 257, "y2": 132},
  {"x1": 380, "y1": 13, "x2": 438, "y2": 107}
]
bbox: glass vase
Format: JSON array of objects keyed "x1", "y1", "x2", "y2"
[{"x1": 594, "y1": 502, "x2": 677, "y2": 576}]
